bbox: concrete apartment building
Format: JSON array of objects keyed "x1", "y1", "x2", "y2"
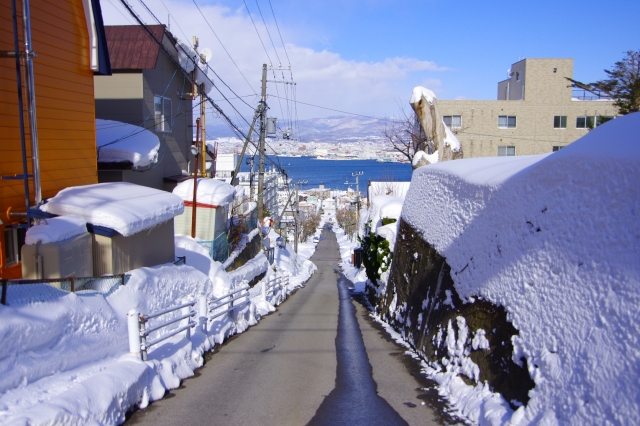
[{"x1": 438, "y1": 58, "x2": 618, "y2": 157}]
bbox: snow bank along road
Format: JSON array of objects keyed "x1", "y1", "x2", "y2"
[{"x1": 127, "y1": 226, "x2": 444, "y2": 425}]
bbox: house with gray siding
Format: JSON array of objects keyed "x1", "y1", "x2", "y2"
[{"x1": 94, "y1": 25, "x2": 193, "y2": 192}]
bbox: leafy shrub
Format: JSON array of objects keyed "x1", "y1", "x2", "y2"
[{"x1": 381, "y1": 217, "x2": 397, "y2": 226}]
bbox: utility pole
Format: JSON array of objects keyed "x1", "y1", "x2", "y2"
[
  {"x1": 294, "y1": 182, "x2": 299, "y2": 254},
  {"x1": 257, "y1": 63, "x2": 268, "y2": 222},
  {"x1": 293, "y1": 179, "x2": 307, "y2": 253},
  {"x1": 352, "y1": 171, "x2": 363, "y2": 227}
]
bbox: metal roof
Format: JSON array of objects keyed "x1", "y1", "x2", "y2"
[{"x1": 104, "y1": 25, "x2": 166, "y2": 70}]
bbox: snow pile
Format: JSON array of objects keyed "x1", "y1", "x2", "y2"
[
  {"x1": 96, "y1": 119, "x2": 160, "y2": 169},
  {"x1": 364, "y1": 195, "x2": 403, "y2": 253},
  {"x1": 41, "y1": 182, "x2": 184, "y2": 237},
  {"x1": 443, "y1": 125, "x2": 462, "y2": 152},
  {"x1": 401, "y1": 112, "x2": 640, "y2": 424},
  {"x1": 173, "y1": 178, "x2": 236, "y2": 206},
  {"x1": 25, "y1": 215, "x2": 87, "y2": 245},
  {"x1": 410, "y1": 86, "x2": 436, "y2": 104},
  {"x1": 368, "y1": 180, "x2": 411, "y2": 200},
  {"x1": 175, "y1": 235, "x2": 232, "y2": 297},
  {"x1": 413, "y1": 150, "x2": 439, "y2": 166},
  {"x1": 0, "y1": 264, "x2": 213, "y2": 425}
]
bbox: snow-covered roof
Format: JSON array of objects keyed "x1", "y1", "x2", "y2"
[
  {"x1": 400, "y1": 112, "x2": 640, "y2": 423},
  {"x1": 173, "y1": 178, "x2": 236, "y2": 206},
  {"x1": 25, "y1": 215, "x2": 87, "y2": 245},
  {"x1": 96, "y1": 119, "x2": 160, "y2": 169},
  {"x1": 41, "y1": 182, "x2": 184, "y2": 237}
]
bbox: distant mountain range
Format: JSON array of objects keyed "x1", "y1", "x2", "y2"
[{"x1": 206, "y1": 115, "x2": 390, "y2": 143}]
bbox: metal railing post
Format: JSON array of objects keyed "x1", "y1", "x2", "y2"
[
  {"x1": 262, "y1": 277, "x2": 267, "y2": 302},
  {"x1": 183, "y1": 306, "x2": 191, "y2": 340},
  {"x1": 139, "y1": 315, "x2": 148, "y2": 361},
  {"x1": 127, "y1": 309, "x2": 142, "y2": 360},
  {"x1": 198, "y1": 295, "x2": 208, "y2": 331}
]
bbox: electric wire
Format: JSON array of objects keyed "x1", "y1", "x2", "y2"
[
  {"x1": 242, "y1": 0, "x2": 272, "y2": 65},
  {"x1": 253, "y1": 0, "x2": 281, "y2": 66},
  {"x1": 191, "y1": 0, "x2": 258, "y2": 96}
]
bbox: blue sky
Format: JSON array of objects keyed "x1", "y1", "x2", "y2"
[{"x1": 100, "y1": 0, "x2": 639, "y2": 126}]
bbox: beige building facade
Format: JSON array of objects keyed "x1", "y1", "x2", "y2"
[{"x1": 438, "y1": 58, "x2": 618, "y2": 157}]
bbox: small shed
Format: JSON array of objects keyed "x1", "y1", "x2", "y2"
[
  {"x1": 41, "y1": 182, "x2": 184, "y2": 275},
  {"x1": 21, "y1": 216, "x2": 93, "y2": 279},
  {"x1": 172, "y1": 178, "x2": 236, "y2": 241}
]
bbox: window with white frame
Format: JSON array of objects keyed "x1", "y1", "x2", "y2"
[
  {"x1": 443, "y1": 115, "x2": 462, "y2": 128},
  {"x1": 498, "y1": 115, "x2": 516, "y2": 128},
  {"x1": 497, "y1": 146, "x2": 516, "y2": 156},
  {"x1": 553, "y1": 116, "x2": 567, "y2": 128},
  {"x1": 154, "y1": 95, "x2": 172, "y2": 132}
]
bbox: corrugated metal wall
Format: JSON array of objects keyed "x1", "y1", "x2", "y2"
[{"x1": 1, "y1": 0, "x2": 98, "y2": 278}]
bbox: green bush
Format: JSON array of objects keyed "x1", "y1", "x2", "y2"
[
  {"x1": 381, "y1": 217, "x2": 397, "y2": 226},
  {"x1": 359, "y1": 230, "x2": 392, "y2": 285}
]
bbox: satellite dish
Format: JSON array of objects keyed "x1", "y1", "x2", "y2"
[{"x1": 201, "y1": 47, "x2": 213, "y2": 64}]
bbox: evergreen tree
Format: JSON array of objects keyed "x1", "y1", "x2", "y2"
[{"x1": 567, "y1": 50, "x2": 640, "y2": 115}]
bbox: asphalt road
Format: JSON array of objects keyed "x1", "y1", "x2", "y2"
[{"x1": 126, "y1": 226, "x2": 449, "y2": 425}]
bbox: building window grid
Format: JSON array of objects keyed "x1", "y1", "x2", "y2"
[
  {"x1": 498, "y1": 115, "x2": 517, "y2": 128},
  {"x1": 497, "y1": 146, "x2": 516, "y2": 156},
  {"x1": 554, "y1": 116, "x2": 567, "y2": 129},
  {"x1": 443, "y1": 115, "x2": 462, "y2": 128}
]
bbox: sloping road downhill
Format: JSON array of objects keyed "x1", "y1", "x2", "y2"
[{"x1": 127, "y1": 226, "x2": 450, "y2": 425}]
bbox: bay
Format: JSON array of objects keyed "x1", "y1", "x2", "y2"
[{"x1": 239, "y1": 156, "x2": 413, "y2": 196}]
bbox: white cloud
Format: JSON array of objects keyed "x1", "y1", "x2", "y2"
[{"x1": 99, "y1": 0, "x2": 448, "y2": 122}]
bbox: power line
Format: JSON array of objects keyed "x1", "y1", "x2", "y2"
[
  {"x1": 242, "y1": 0, "x2": 272, "y2": 65},
  {"x1": 267, "y1": 94, "x2": 401, "y2": 123},
  {"x1": 191, "y1": 0, "x2": 258, "y2": 96},
  {"x1": 253, "y1": 0, "x2": 281, "y2": 66},
  {"x1": 268, "y1": 0, "x2": 290, "y2": 67}
]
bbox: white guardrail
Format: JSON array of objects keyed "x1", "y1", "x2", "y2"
[{"x1": 127, "y1": 275, "x2": 289, "y2": 361}]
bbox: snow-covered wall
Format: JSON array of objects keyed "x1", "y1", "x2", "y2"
[{"x1": 383, "y1": 113, "x2": 640, "y2": 425}]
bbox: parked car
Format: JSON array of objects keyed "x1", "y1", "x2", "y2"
[{"x1": 313, "y1": 236, "x2": 319, "y2": 243}]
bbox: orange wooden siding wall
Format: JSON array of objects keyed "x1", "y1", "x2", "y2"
[{"x1": 0, "y1": 0, "x2": 98, "y2": 278}]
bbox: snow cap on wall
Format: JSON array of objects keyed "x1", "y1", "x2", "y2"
[
  {"x1": 41, "y1": 182, "x2": 184, "y2": 237},
  {"x1": 410, "y1": 86, "x2": 436, "y2": 105},
  {"x1": 173, "y1": 178, "x2": 236, "y2": 206},
  {"x1": 25, "y1": 215, "x2": 88, "y2": 245},
  {"x1": 96, "y1": 119, "x2": 160, "y2": 169}
]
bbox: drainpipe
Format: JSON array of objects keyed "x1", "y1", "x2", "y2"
[
  {"x1": 10, "y1": 0, "x2": 32, "y2": 224},
  {"x1": 23, "y1": 0, "x2": 42, "y2": 206}
]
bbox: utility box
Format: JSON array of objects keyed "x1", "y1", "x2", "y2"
[
  {"x1": 21, "y1": 233, "x2": 93, "y2": 279},
  {"x1": 353, "y1": 247, "x2": 363, "y2": 268}
]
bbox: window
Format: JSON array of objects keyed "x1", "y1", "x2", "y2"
[
  {"x1": 515, "y1": 72, "x2": 520, "y2": 81},
  {"x1": 4, "y1": 227, "x2": 26, "y2": 266},
  {"x1": 443, "y1": 115, "x2": 462, "y2": 128},
  {"x1": 154, "y1": 95, "x2": 172, "y2": 132},
  {"x1": 497, "y1": 146, "x2": 516, "y2": 156},
  {"x1": 553, "y1": 116, "x2": 567, "y2": 128},
  {"x1": 576, "y1": 116, "x2": 595, "y2": 129},
  {"x1": 552, "y1": 146, "x2": 565, "y2": 152},
  {"x1": 498, "y1": 115, "x2": 516, "y2": 128}
]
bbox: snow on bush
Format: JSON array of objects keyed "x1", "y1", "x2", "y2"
[{"x1": 401, "y1": 112, "x2": 640, "y2": 424}]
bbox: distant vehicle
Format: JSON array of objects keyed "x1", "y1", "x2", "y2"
[{"x1": 313, "y1": 236, "x2": 319, "y2": 243}]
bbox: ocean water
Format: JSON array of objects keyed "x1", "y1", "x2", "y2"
[{"x1": 239, "y1": 156, "x2": 412, "y2": 196}]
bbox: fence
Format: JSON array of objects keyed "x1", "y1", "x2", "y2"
[
  {"x1": 1, "y1": 274, "x2": 130, "y2": 305},
  {"x1": 198, "y1": 232, "x2": 230, "y2": 263},
  {"x1": 262, "y1": 274, "x2": 289, "y2": 305},
  {"x1": 127, "y1": 284, "x2": 250, "y2": 360},
  {"x1": 126, "y1": 274, "x2": 296, "y2": 360}
]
